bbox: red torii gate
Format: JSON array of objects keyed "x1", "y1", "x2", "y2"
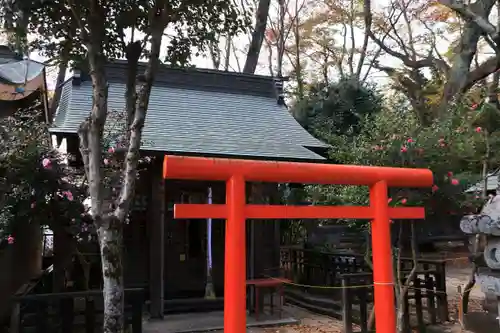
[{"x1": 163, "y1": 155, "x2": 433, "y2": 333}]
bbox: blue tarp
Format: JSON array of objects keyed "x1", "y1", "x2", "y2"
[{"x1": 0, "y1": 60, "x2": 44, "y2": 85}]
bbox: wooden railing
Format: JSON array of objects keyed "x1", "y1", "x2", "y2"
[
  {"x1": 11, "y1": 288, "x2": 144, "y2": 333},
  {"x1": 280, "y1": 247, "x2": 448, "y2": 332},
  {"x1": 341, "y1": 267, "x2": 447, "y2": 333},
  {"x1": 9, "y1": 264, "x2": 54, "y2": 331},
  {"x1": 280, "y1": 246, "x2": 369, "y2": 294}
]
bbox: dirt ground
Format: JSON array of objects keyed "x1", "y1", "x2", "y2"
[
  {"x1": 251, "y1": 251, "x2": 495, "y2": 333},
  {"x1": 253, "y1": 305, "x2": 347, "y2": 333}
]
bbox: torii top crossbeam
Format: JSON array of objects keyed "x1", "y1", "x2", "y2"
[
  {"x1": 163, "y1": 155, "x2": 433, "y2": 333},
  {"x1": 163, "y1": 155, "x2": 432, "y2": 187}
]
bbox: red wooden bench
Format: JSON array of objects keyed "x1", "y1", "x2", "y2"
[{"x1": 246, "y1": 278, "x2": 291, "y2": 321}]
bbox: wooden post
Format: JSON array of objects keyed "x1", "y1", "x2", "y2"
[
  {"x1": 414, "y1": 277, "x2": 425, "y2": 330},
  {"x1": 341, "y1": 276, "x2": 353, "y2": 333},
  {"x1": 436, "y1": 262, "x2": 449, "y2": 322},
  {"x1": 149, "y1": 161, "x2": 165, "y2": 318},
  {"x1": 425, "y1": 271, "x2": 437, "y2": 324}
]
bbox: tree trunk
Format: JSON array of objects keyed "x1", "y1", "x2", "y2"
[
  {"x1": 396, "y1": 303, "x2": 406, "y2": 333},
  {"x1": 98, "y1": 217, "x2": 124, "y2": 333},
  {"x1": 292, "y1": 11, "x2": 304, "y2": 99},
  {"x1": 74, "y1": 2, "x2": 169, "y2": 333},
  {"x1": 52, "y1": 224, "x2": 76, "y2": 292},
  {"x1": 224, "y1": 36, "x2": 231, "y2": 71},
  {"x1": 49, "y1": 40, "x2": 72, "y2": 121},
  {"x1": 461, "y1": 234, "x2": 480, "y2": 320},
  {"x1": 440, "y1": 0, "x2": 495, "y2": 110},
  {"x1": 276, "y1": 0, "x2": 285, "y2": 78},
  {"x1": 395, "y1": 221, "x2": 418, "y2": 333},
  {"x1": 79, "y1": 22, "x2": 115, "y2": 332},
  {"x1": 243, "y1": 0, "x2": 271, "y2": 74}
]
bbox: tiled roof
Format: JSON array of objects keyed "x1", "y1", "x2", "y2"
[{"x1": 50, "y1": 63, "x2": 328, "y2": 161}]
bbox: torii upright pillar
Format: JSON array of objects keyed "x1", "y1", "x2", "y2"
[{"x1": 163, "y1": 155, "x2": 433, "y2": 333}]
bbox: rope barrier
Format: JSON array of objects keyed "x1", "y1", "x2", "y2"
[
  {"x1": 261, "y1": 276, "x2": 375, "y2": 289},
  {"x1": 259, "y1": 274, "x2": 479, "y2": 295},
  {"x1": 259, "y1": 274, "x2": 480, "y2": 296}
]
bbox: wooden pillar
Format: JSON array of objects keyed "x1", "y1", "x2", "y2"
[
  {"x1": 225, "y1": 175, "x2": 246, "y2": 333},
  {"x1": 269, "y1": 183, "x2": 282, "y2": 275},
  {"x1": 370, "y1": 180, "x2": 396, "y2": 333},
  {"x1": 149, "y1": 160, "x2": 165, "y2": 318},
  {"x1": 247, "y1": 184, "x2": 255, "y2": 281}
]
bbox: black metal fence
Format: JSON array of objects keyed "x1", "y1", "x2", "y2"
[
  {"x1": 280, "y1": 246, "x2": 448, "y2": 333},
  {"x1": 11, "y1": 288, "x2": 144, "y2": 333}
]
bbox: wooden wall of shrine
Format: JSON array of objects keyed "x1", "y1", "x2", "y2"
[{"x1": 121, "y1": 159, "x2": 281, "y2": 317}]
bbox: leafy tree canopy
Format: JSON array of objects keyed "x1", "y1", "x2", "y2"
[
  {"x1": 1, "y1": 0, "x2": 251, "y2": 66},
  {"x1": 0, "y1": 101, "x2": 88, "y2": 244},
  {"x1": 291, "y1": 78, "x2": 383, "y2": 141},
  {"x1": 307, "y1": 97, "x2": 497, "y2": 226}
]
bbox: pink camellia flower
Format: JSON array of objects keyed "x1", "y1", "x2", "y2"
[
  {"x1": 400, "y1": 146, "x2": 408, "y2": 153},
  {"x1": 432, "y1": 185, "x2": 439, "y2": 193},
  {"x1": 388, "y1": 198, "x2": 393, "y2": 203},
  {"x1": 451, "y1": 178, "x2": 459, "y2": 185},
  {"x1": 7, "y1": 235, "x2": 14, "y2": 244},
  {"x1": 108, "y1": 147, "x2": 115, "y2": 153},
  {"x1": 42, "y1": 158, "x2": 51, "y2": 168},
  {"x1": 471, "y1": 103, "x2": 478, "y2": 110},
  {"x1": 439, "y1": 143, "x2": 446, "y2": 147},
  {"x1": 63, "y1": 190, "x2": 74, "y2": 201},
  {"x1": 447, "y1": 171, "x2": 453, "y2": 177},
  {"x1": 475, "y1": 127, "x2": 482, "y2": 133},
  {"x1": 407, "y1": 138, "x2": 413, "y2": 143},
  {"x1": 438, "y1": 138, "x2": 445, "y2": 143},
  {"x1": 104, "y1": 158, "x2": 109, "y2": 165},
  {"x1": 401, "y1": 198, "x2": 408, "y2": 204}
]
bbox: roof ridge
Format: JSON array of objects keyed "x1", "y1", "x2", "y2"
[
  {"x1": 74, "y1": 65, "x2": 281, "y2": 99},
  {"x1": 105, "y1": 59, "x2": 286, "y2": 81}
]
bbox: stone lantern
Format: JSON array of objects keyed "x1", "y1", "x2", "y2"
[{"x1": 460, "y1": 194, "x2": 500, "y2": 326}]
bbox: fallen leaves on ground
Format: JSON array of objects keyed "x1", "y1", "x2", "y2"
[{"x1": 263, "y1": 324, "x2": 342, "y2": 333}]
